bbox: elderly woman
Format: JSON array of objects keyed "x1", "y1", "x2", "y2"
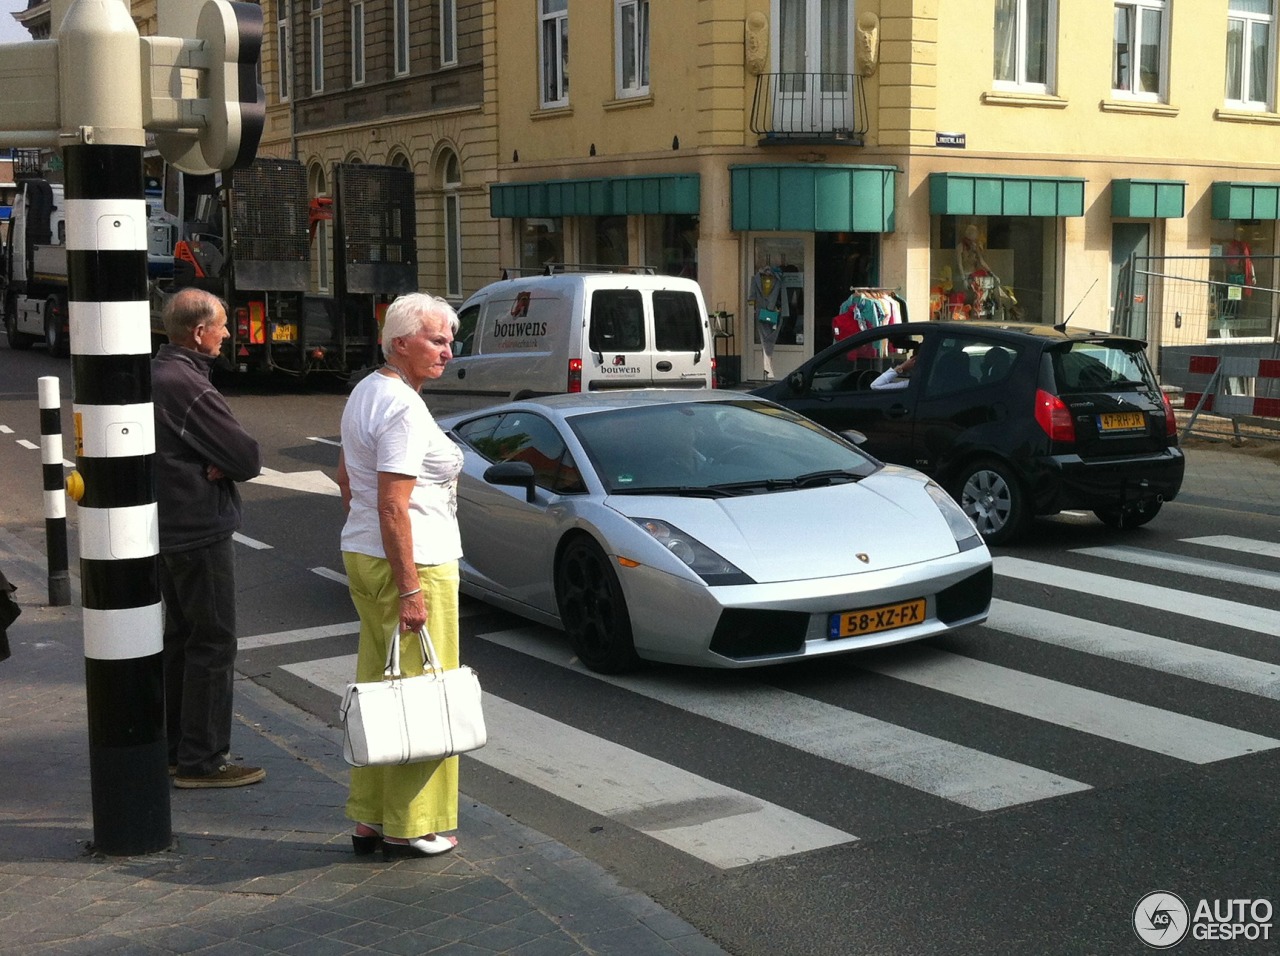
[{"x1": 335, "y1": 292, "x2": 464, "y2": 858}]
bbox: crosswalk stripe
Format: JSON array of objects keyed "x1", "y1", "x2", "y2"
[
  {"x1": 1183, "y1": 535, "x2": 1280, "y2": 561},
  {"x1": 239, "y1": 602, "x2": 490, "y2": 650},
  {"x1": 863, "y1": 647, "x2": 1278, "y2": 763},
  {"x1": 1072, "y1": 545, "x2": 1280, "y2": 591},
  {"x1": 233, "y1": 532, "x2": 273, "y2": 551},
  {"x1": 995, "y1": 556, "x2": 1280, "y2": 638},
  {"x1": 987, "y1": 600, "x2": 1280, "y2": 700},
  {"x1": 478, "y1": 626, "x2": 1088, "y2": 811},
  {"x1": 281, "y1": 653, "x2": 857, "y2": 869}
]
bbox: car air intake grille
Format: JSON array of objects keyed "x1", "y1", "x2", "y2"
[
  {"x1": 709, "y1": 609, "x2": 808, "y2": 659},
  {"x1": 936, "y1": 566, "x2": 994, "y2": 623}
]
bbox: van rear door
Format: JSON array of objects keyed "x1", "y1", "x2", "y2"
[
  {"x1": 580, "y1": 286, "x2": 711, "y2": 391},
  {"x1": 650, "y1": 288, "x2": 711, "y2": 387}
]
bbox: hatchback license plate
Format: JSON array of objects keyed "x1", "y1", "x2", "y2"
[
  {"x1": 829, "y1": 598, "x2": 926, "y2": 639},
  {"x1": 1098, "y1": 411, "x2": 1145, "y2": 432}
]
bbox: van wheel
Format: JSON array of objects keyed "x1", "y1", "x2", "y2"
[
  {"x1": 952, "y1": 458, "x2": 1030, "y2": 545},
  {"x1": 1095, "y1": 498, "x2": 1163, "y2": 530},
  {"x1": 4, "y1": 296, "x2": 35, "y2": 350},
  {"x1": 44, "y1": 296, "x2": 69, "y2": 357},
  {"x1": 555, "y1": 536, "x2": 640, "y2": 674}
]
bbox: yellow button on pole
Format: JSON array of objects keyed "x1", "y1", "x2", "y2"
[{"x1": 66, "y1": 470, "x2": 84, "y2": 502}]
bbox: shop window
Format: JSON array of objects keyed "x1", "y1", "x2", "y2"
[
  {"x1": 1113, "y1": 1, "x2": 1167, "y2": 100},
  {"x1": 581, "y1": 215, "x2": 628, "y2": 267},
  {"x1": 644, "y1": 214, "x2": 697, "y2": 279},
  {"x1": 994, "y1": 0, "x2": 1056, "y2": 93},
  {"x1": 520, "y1": 217, "x2": 565, "y2": 272},
  {"x1": 930, "y1": 217, "x2": 1056, "y2": 324},
  {"x1": 1210, "y1": 220, "x2": 1274, "y2": 338},
  {"x1": 1226, "y1": 0, "x2": 1275, "y2": 109}
]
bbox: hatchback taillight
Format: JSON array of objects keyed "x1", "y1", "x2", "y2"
[
  {"x1": 567, "y1": 358, "x2": 582, "y2": 393},
  {"x1": 1161, "y1": 390, "x2": 1177, "y2": 437},
  {"x1": 1034, "y1": 389, "x2": 1076, "y2": 442}
]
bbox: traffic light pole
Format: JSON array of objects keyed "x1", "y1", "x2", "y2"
[{"x1": 1, "y1": 0, "x2": 263, "y2": 855}]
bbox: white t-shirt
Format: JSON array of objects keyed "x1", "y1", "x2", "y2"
[{"x1": 340, "y1": 372, "x2": 464, "y2": 566}]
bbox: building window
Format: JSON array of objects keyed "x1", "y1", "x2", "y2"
[
  {"x1": 310, "y1": 164, "x2": 330, "y2": 293},
  {"x1": 644, "y1": 214, "x2": 697, "y2": 279},
  {"x1": 310, "y1": 0, "x2": 324, "y2": 94},
  {"x1": 615, "y1": 0, "x2": 649, "y2": 98},
  {"x1": 993, "y1": 0, "x2": 1056, "y2": 92},
  {"x1": 441, "y1": 150, "x2": 462, "y2": 298},
  {"x1": 351, "y1": 0, "x2": 365, "y2": 85},
  {"x1": 394, "y1": 0, "x2": 410, "y2": 76},
  {"x1": 1113, "y1": 1, "x2": 1167, "y2": 99},
  {"x1": 441, "y1": 0, "x2": 457, "y2": 67},
  {"x1": 581, "y1": 215, "x2": 628, "y2": 267},
  {"x1": 540, "y1": 0, "x2": 569, "y2": 108},
  {"x1": 277, "y1": 0, "x2": 291, "y2": 101},
  {"x1": 519, "y1": 218, "x2": 565, "y2": 272},
  {"x1": 1226, "y1": 0, "x2": 1275, "y2": 109}
]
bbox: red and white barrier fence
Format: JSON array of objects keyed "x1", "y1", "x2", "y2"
[{"x1": 1182, "y1": 354, "x2": 1280, "y2": 439}]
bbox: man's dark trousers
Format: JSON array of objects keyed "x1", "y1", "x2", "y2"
[{"x1": 161, "y1": 536, "x2": 237, "y2": 776}]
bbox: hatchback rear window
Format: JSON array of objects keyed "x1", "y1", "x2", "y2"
[
  {"x1": 588, "y1": 290, "x2": 645, "y2": 351},
  {"x1": 1050, "y1": 342, "x2": 1158, "y2": 394},
  {"x1": 653, "y1": 290, "x2": 704, "y2": 351}
]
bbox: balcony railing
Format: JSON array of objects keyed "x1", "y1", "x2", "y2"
[{"x1": 750, "y1": 72, "x2": 868, "y2": 145}]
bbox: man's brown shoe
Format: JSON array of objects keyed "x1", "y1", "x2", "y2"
[{"x1": 174, "y1": 764, "x2": 266, "y2": 789}]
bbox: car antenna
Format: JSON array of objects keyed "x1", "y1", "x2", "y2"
[{"x1": 1055, "y1": 278, "x2": 1098, "y2": 332}]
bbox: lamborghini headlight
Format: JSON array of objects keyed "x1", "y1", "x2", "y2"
[
  {"x1": 631, "y1": 518, "x2": 755, "y2": 586},
  {"x1": 925, "y1": 481, "x2": 984, "y2": 552}
]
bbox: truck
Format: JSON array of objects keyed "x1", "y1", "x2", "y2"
[
  {"x1": 150, "y1": 157, "x2": 418, "y2": 378},
  {"x1": 2, "y1": 179, "x2": 70, "y2": 355}
]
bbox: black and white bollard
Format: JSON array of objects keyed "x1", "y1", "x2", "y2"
[
  {"x1": 37, "y1": 375, "x2": 71, "y2": 607},
  {"x1": 61, "y1": 0, "x2": 169, "y2": 855}
]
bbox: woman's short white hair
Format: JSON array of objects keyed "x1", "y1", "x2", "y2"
[{"x1": 380, "y1": 293, "x2": 460, "y2": 360}]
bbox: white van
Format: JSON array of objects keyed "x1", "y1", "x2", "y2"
[{"x1": 422, "y1": 272, "x2": 715, "y2": 411}]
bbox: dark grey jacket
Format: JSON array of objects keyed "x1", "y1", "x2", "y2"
[{"x1": 152, "y1": 345, "x2": 262, "y2": 553}]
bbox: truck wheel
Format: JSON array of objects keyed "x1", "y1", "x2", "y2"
[
  {"x1": 4, "y1": 297, "x2": 36, "y2": 350},
  {"x1": 44, "y1": 296, "x2": 70, "y2": 357}
]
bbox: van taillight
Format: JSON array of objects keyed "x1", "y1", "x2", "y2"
[
  {"x1": 1161, "y1": 390, "x2": 1177, "y2": 437},
  {"x1": 235, "y1": 307, "x2": 250, "y2": 339},
  {"x1": 1034, "y1": 389, "x2": 1075, "y2": 442},
  {"x1": 567, "y1": 358, "x2": 583, "y2": 393}
]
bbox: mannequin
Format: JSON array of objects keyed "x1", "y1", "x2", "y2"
[
  {"x1": 748, "y1": 262, "x2": 786, "y2": 378},
  {"x1": 956, "y1": 223, "x2": 994, "y2": 315}
]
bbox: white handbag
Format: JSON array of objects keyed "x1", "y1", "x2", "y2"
[{"x1": 340, "y1": 625, "x2": 487, "y2": 767}]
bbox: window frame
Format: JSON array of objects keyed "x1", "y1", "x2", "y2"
[
  {"x1": 351, "y1": 0, "x2": 365, "y2": 86},
  {"x1": 1112, "y1": 0, "x2": 1169, "y2": 101},
  {"x1": 394, "y1": 0, "x2": 410, "y2": 77},
  {"x1": 1226, "y1": 0, "x2": 1276, "y2": 110},
  {"x1": 309, "y1": 0, "x2": 324, "y2": 94},
  {"x1": 539, "y1": 0, "x2": 570, "y2": 108},
  {"x1": 992, "y1": 0, "x2": 1057, "y2": 95},
  {"x1": 441, "y1": 150, "x2": 463, "y2": 299},
  {"x1": 277, "y1": 0, "x2": 292, "y2": 101},
  {"x1": 441, "y1": 0, "x2": 458, "y2": 67},
  {"x1": 614, "y1": 0, "x2": 650, "y2": 99}
]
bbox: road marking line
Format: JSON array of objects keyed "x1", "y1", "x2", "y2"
[
  {"x1": 987, "y1": 599, "x2": 1280, "y2": 701},
  {"x1": 479, "y1": 626, "x2": 1087, "y2": 811},
  {"x1": 241, "y1": 621, "x2": 360, "y2": 649},
  {"x1": 16, "y1": 439, "x2": 38, "y2": 450},
  {"x1": 284, "y1": 653, "x2": 856, "y2": 869},
  {"x1": 249, "y1": 466, "x2": 340, "y2": 497},
  {"x1": 233, "y1": 532, "x2": 273, "y2": 551},
  {"x1": 863, "y1": 647, "x2": 1278, "y2": 763},
  {"x1": 308, "y1": 436, "x2": 341, "y2": 447},
  {"x1": 0, "y1": 425, "x2": 13, "y2": 433},
  {"x1": 1183, "y1": 535, "x2": 1280, "y2": 561},
  {"x1": 1072, "y1": 545, "x2": 1280, "y2": 591},
  {"x1": 996, "y1": 556, "x2": 1280, "y2": 638},
  {"x1": 311, "y1": 566, "x2": 349, "y2": 585}
]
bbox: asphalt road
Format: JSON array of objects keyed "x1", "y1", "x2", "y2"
[{"x1": 3, "y1": 348, "x2": 1278, "y2": 955}]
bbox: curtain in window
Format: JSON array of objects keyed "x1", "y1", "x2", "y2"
[
  {"x1": 1138, "y1": 8, "x2": 1161, "y2": 93},
  {"x1": 819, "y1": 0, "x2": 850, "y2": 92},
  {"x1": 994, "y1": 0, "x2": 1017, "y2": 82},
  {"x1": 1249, "y1": 20, "x2": 1270, "y2": 102}
]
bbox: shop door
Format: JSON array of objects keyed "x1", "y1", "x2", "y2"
[
  {"x1": 1111, "y1": 223, "x2": 1150, "y2": 338},
  {"x1": 746, "y1": 234, "x2": 811, "y2": 381}
]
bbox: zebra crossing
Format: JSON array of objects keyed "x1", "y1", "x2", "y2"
[{"x1": 257, "y1": 532, "x2": 1280, "y2": 871}]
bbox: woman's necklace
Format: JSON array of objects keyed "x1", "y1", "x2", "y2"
[{"x1": 382, "y1": 362, "x2": 416, "y2": 390}]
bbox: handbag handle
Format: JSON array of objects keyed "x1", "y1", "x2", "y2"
[{"x1": 382, "y1": 625, "x2": 443, "y2": 679}]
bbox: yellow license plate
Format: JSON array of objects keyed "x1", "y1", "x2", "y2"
[
  {"x1": 829, "y1": 598, "x2": 926, "y2": 639},
  {"x1": 271, "y1": 323, "x2": 298, "y2": 342},
  {"x1": 1098, "y1": 411, "x2": 1145, "y2": 432}
]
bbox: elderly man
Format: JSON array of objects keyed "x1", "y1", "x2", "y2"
[{"x1": 153, "y1": 288, "x2": 264, "y2": 788}]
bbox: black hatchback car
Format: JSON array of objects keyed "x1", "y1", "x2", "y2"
[{"x1": 752, "y1": 321, "x2": 1185, "y2": 544}]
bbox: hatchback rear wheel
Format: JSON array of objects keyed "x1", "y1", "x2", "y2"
[
  {"x1": 555, "y1": 536, "x2": 640, "y2": 674},
  {"x1": 953, "y1": 458, "x2": 1030, "y2": 545}
]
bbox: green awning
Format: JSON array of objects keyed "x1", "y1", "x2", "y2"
[
  {"x1": 489, "y1": 174, "x2": 700, "y2": 218},
  {"x1": 929, "y1": 172, "x2": 1085, "y2": 217},
  {"x1": 729, "y1": 164, "x2": 896, "y2": 232},
  {"x1": 1211, "y1": 181, "x2": 1280, "y2": 220},
  {"x1": 1112, "y1": 179, "x2": 1186, "y2": 218}
]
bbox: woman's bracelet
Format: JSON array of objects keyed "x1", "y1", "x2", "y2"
[{"x1": 399, "y1": 587, "x2": 421, "y2": 599}]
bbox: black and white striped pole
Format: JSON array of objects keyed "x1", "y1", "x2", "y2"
[
  {"x1": 60, "y1": 0, "x2": 169, "y2": 855},
  {"x1": 37, "y1": 376, "x2": 72, "y2": 607}
]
